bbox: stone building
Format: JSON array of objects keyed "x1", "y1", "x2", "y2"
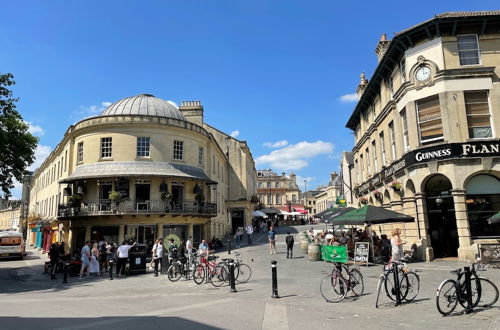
[
  {"x1": 256, "y1": 170, "x2": 304, "y2": 212},
  {"x1": 0, "y1": 205, "x2": 21, "y2": 232},
  {"x1": 27, "y1": 94, "x2": 257, "y2": 253},
  {"x1": 346, "y1": 11, "x2": 500, "y2": 261},
  {"x1": 314, "y1": 172, "x2": 342, "y2": 214}
]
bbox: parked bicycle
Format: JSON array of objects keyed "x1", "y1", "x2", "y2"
[
  {"x1": 375, "y1": 261, "x2": 420, "y2": 307},
  {"x1": 436, "y1": 262, "x2": 499, "y2": 316},
  {"x1": 217, "y1": 251, "x2": 252, "y2": 284},
  {"x1": 192, "y1": 255, "x2": 227, "y2": 287},
  {"x1": 166, "y1": 256, "x2": 192, "y2": 282},
  {"x1": 319, "y1": 259, "x2": 364, "y2": 303}
]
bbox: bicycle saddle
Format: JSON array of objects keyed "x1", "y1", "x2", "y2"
[{"x1": 450, "y1": 268, "x2": 461, "y2": 275}]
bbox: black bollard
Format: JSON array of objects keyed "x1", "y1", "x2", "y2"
[
  {"x1": 109, "y1": 259, "x2": 114, "y2": 280},
  {"x1": 464, "y1": 266, "x2": 473, "y2": 314},
  {"x1": 271, "y1": 260, "x2": 279, "y2": 299},
  {"x1": 62, "y1": 261, "x2": 69, "y2": 283},
  {"x1": 229, "y1": 259, "x2": 237, "y2": 293},
  {"x1": 393, "y1": 262, "x2": 401, "y2": 305},
  {"x1": 228, "y1": 236, "x2": 231, "y2": 255}
]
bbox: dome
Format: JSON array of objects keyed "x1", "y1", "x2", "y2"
[{"x1": 100, "y1": 94, "x2": 186, "y2": 121}]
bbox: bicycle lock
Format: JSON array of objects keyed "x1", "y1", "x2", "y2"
[
  {"x1": 229, "y1": 259, "x2": 237, "y2": 293},
  {"x1": 271, "y1": 260, "x2": 279, "y2": 299},
  {"x1": 393, "y1": 262, "x2": 402, "y2": 305},
  {"x1": 464, "y1": 266, "x2": 473, "y2": 314},
  {"x1": 109, "y1": 259, "x2": 114, "y2": 280}
]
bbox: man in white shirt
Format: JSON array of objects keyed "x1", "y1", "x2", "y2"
[
  {"x1": 116, "y1": 240, "x2": 135, "y2": 277},
  {"x1": 246, "y1": 224, "x2": 254, "y2": 246},
  {"x1": 186, "y1": 236, "x2": 194, "y2": 265},
  {"x1": 152, "y1": 238, "x2": 164, "y2": 277}
]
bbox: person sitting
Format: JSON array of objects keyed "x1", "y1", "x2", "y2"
[{"x1": 198, "y1": 240, "x2": 210, "y2": 258}]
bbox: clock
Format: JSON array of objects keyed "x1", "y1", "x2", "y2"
[{"x1": 415, "y1": 65, "x2": 431, "y2": 82}]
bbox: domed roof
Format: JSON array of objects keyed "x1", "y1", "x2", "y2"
[{"x1": 100, "y1": 94, "x2": 186, "y2": 121}]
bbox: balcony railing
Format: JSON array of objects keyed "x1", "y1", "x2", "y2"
[{"x1": 58, "y1": 199, "x2": 217, "y2": 218}]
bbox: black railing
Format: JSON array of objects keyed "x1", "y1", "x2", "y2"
[{"x1": 58, "y1": 199, "x2": 217, "y2": 217}]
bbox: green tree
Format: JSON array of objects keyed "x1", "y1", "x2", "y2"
[{"x1": 0, "y1": 73, "x2": 38, "y2": 198}]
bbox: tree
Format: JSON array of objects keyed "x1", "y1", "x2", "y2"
[{"x1": 0, "y1": 73, "x2": 38, "y2": 198}]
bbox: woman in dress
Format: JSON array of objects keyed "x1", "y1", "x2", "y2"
[
  {"x1": 89, "y1": 242, "x2": 100, "y2": 275},
  {"x1": 390, "y1": 228, "x2": 405, "y2": 263}
]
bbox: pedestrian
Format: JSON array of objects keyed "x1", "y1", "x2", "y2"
[
  {"x1": 167, "y1": 238, "x2": 178, "y2": 265},
  {"x1": 79, "y1": 241, "x2": 91, "y2": 279},
  {"x1": 49, "y1": 242, "x2": 60, "y2": 279},
  {"x1": 98, "y1": 241, "x2": 108, "y2": 274},
  {"x1": 107, "y1": 242, "x2": 117, "y2": 275},
  {"x1": 235, "y1": 229, "x2": 241, "y2": 249},
  {"x1": 268, "y1": 227, "x2": 277, "y2": 255},
  {"x1": 116, "y1": 240, "x2": 135, "y2": 277},
  {"x1": 89, "y1": 242, "x2": 100, "y2": 275},
  {"x1": 198, "y1": 239, "x2": 209, "y2": 258},
  {"x1": 246, "y1": 223, "x2": 253, "y2": 245},
  {"x1": 380, "y1": 234, "x2": 391, "y2": 262},
  {"x1": 285, "y1": 231, "x2": 294, "y2": 259},
  {"x1": 186, "y1": 236, "x2": 194, "y2": 265},
  {"x1": 152, "y1": 238, "x2": 164, "y2": 277},
  {"x1": 390, "y1": 228, "x2": 405, "y2": 263}
]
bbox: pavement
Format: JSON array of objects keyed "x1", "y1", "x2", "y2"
[{"x1": 0, "y1": 224, "x2": 499, "y2": 330}]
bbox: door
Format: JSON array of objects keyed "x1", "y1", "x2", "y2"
[
  {"x1": 99, "y1": 184, "x2": 112, "y2": 211},
  {"x1": 171, "y1": 184, "x2": 184, "y2": 211},
  {"x1": 231, "y1": 209, "x2": 245, "y2": 234},
  {"x1": 135, "y1": 184, "x2": 151, "y2": 211},
  {"x1": 163, "y1": 225, "x2": 187, "y2": 247}
]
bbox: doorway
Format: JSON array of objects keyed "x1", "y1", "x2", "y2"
[
  {"x1": 425, "y1": 175, "x2": 459, "y2": 258},
  {"x1": 126, "y1": 225, "x2": 155, "y2": 256},
  {"x1": 135, "y1": 184, "x2": 151, "y2": 211},
  {"x1": 171, "y1": 184, "x2": 184, "y2": 211},
  {"x1": 231, "y1": 209, "x2": 245, "y2": 234}
]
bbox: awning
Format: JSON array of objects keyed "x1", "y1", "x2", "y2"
[{"x1": 59, "y1": 161, "x2": 217, "y2": 184}]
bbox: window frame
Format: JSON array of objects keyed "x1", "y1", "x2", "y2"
[
  {"x1": 464, "y1": 90, "x2": 493, "y2": 139},
  {"x1": 173, "y1": 140, "x2": 184, "y2": 160},
  {"x1": 372, "y1": 140, "x2": 378, "y2": 173},
  {"x1": 100, "y1": 137, "x2": 112, "y2": 159},
  {"x1": 388, "y1": 121, "x2": 397, "y2": 160},
  {"x1": 415, "y1": 95, "x2": 444, "y2": 145},
  {"x1": 401, "y1": 108, "x2": 410, "y2": 152},
  {"x1": 198, "y1": 147, "x2": 204, "y2": 166},
  {"x1": 379, "y1": 132, "x2": 386, "y2": 166},
  {"x1": 457, "y1": 34, "x2": 481, "y2": 66},
  {"x1": 136, "y1": 137, "x2": 150, "y2": 158}
]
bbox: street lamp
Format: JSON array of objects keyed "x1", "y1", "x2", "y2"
[{"x1": 225, "y1": 137, "x2": 232, "y2": 255}]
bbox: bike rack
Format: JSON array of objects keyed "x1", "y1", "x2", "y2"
[
  {"x1": 463, "y1": 266, "x2": 474, "y2": 314},
  {"x1": 375, "y1": 262, "x2": 407, "y2": 308}
]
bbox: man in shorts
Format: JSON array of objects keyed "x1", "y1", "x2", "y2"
[
  {"x1": 79, "y1": 241, "x2": 91, "y2": 279},
  {"x1": 268, "y1": 227, "x2": 277, "y2": 255}
]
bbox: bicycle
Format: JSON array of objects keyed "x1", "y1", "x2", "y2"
[
  {"x1": 375, "y1": 260, "x2": 420, "y2": 307},
  {"x1": 166, "y1": 256, "x2": 192, "y2": 282},
  {"x1": 217, "y1": 251, "x2": 252, "y2": 284},
  {"x1": 436, "y1": 262, "x2": 499, "y2": 316},
  {"x1": 192, "y1": 254, "x2": 227, "y2": 287},
  {"x1": 319, "y1": 259, "x2": 364, "y2": 303}
]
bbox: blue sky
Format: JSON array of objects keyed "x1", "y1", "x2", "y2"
[{"x1": 2, "y1": 0, "x2": 498, "y2": 198}]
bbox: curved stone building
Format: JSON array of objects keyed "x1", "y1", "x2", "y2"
[{"x1": 28, "y1": 94, "x2": 257, "y2": 253}]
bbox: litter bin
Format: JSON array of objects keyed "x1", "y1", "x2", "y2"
[{"x1": 128, "y1": 244, "x2": 147, "y2": 275}]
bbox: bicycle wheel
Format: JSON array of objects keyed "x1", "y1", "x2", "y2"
[
  {"x1": 320, "y1": 274, "x2": 348, "y2": 303},
  {"x1": 384, "y1": 270, "x2": 407, "y2": 302},
  {"x1": 436, "y1": 279, "x2": 459, "y2": 316},
  {"x1": 477, "y1": 277, "x2": 499, "y2": 307},
  {"x1": 210, "y1": 265, "x2": 227, "y2": 287},
  {"x1": 458, "y1": 273, "x2": 480, "y2": 308},
  {"x1": 401, "y1": 271, "x2": 419, "y2": 302},
  {"x1": 192, "y1": 263, "x2": 205, "y2": 285},
  {"x1": 167, "y1": 263, "x2": 182, "y2": 282},
  {"x1": 349, "y1": 269, "x2": 364, "y2": 296},
  {"x1": 236, "y1": 263, "x2": 252, "y2": 283}
]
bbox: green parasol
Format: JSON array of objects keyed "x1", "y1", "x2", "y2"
[{"x1": 487, "y1": 211, "x2": 500, "y2": 225}]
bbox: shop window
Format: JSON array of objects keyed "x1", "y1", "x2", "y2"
[
  {"x1": 466, "y1": 174, "x2": 500, "y2": 239},
  {"x1": 136, "y1": 137, "x2": 150, "y2": 157},
  {"x1": 464, "y1": 91, "x2": 492, "y2": 139},
  {"x1": 458, "y1": 35, "x2": 480, "y2": 65},
  {"x1": 100, "y1": 137, "x2": 112, "y2": 158},
  {"x1": 416, "y1": 95, "x2": 443, "y2": 144}
]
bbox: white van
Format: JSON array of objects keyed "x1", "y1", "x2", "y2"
[{"x1": 0, "y1": 231, "x2": 25, "y2": 259}]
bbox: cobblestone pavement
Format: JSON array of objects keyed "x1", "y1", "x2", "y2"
[{"x1": 0, "y1": 224, "x2": 499, "y2": 330}]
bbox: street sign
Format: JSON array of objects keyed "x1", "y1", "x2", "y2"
[{"x1": 354, "y1": 242, "x2": 369, "y2": 266}]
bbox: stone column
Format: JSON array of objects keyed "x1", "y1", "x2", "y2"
[
  {"x1": 156, "y1": 223, "x2": 163, "y2": 240},
  {"x1": 118, "y1": 224, "x2": 125, "y2": 243},
  {"x1": 415, "y1": 192, "x2": 433, "y2": 261},
  {"x1": 402, "y1": 196, "x2": 418, "y2": 242},
  {"x1": 452, "y1": 189, "x2": 473, "y2": 262}
]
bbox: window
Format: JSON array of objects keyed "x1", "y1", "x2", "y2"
[
  {"x1": 77, "y1": 142, "x2": 83, "y2": 163},
  {"x1": 266, "y1": 182, "x2": 271, "y2": 188},
  {"x1": 100, "y1": 137, "x2": 112, "y2": 158},
  {"x1": 213, "y1": 155, "x2": 215, "y2": 174},
  {"x1": 372, "y1": 140, "x2": 378, "y2": 173},
  {"x1": 173, "y1": 140, "x2": 183, "y2": 160},
  {"x1": 276, "y1": 194, "x2": 281, "y2": 204},
  {"x1": 416, "y1": 95, "x2": 443, "y2": 144},
  {"x1": 275, "y1": 182, "x2": 280, "y2": 188},
  {"x1": 355, "y1": 159, "x2": 360, "y2": 184},
  {"x1": 198, "y1": 147, "x2": 204, "y2": 166},
  {"x1": 387, "y1": 77, "x2": 394, "y2": 96},
  {"x1": 401, "y1": 108, "x2": 409, "y2": 152},
  {"x1": 366, "y1": 147, "x2": 371, "y2": 175},
  {"x1": 258, "y1": 182, "x2": 262, "y2": 188},
  {"x1": 380, "y1": 132, "x2": 386, "y2": 166},
  {"x1": 464, "y1": 91, "x2": 492, "y2": 139},
  {"x1": 136, "y1": 137, "x2": 150, "y2": 157},
  {"x1": 458, "y1": 35, "x2": 480, "y2": 65},
  {"x1": 400, "y1": 58, "x2": 406, "y2": 83},
  {"x1": 64, "y1": 150, "x2": 68, "y2": 171},
  {"x1": 389, "y1": 122, "x2": 397, "y2": 160},
  {"x1": 360, "y1": 154, "x2": 364, "y2": 180},
  {"x1": 267, "y1": 194, "x2": 272, "y2": 204}
]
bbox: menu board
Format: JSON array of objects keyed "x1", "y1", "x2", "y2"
[{"x1": 354, "y1": 242, "x2": 369, "y2": 266}]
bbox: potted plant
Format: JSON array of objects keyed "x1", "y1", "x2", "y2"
[
  {"x1": 108, "y1": 191, "x2": 122, "y2": 212},
  {"x1": 69, "y1": 194, "x2": 82, "y2": 207},
  {"x1": 389, "y1": 180, "x2": 402, "y2": 192},
  {"x1": 161, "y1": 191, "x2": 173, "y2": 212},
  {"x1": 195, "y1": 191, "x2": 205, "y2": 212},
  {"x1": 359, "y1": 197, "x2": 368, "y2": 205},
  {"x1": 374, "y1": 190, "x2": 383, "y2": 200}
]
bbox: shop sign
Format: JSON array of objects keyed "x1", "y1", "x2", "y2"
[{"x1": 355, "y1": 140, "x2": 500, "y2": 195}]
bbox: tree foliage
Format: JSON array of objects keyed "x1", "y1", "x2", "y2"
[{"x1": 0, "y1": 73, "x2": 38, "y2": 198}]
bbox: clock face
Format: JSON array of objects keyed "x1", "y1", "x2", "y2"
[{"x1": 415, "y1": 65, "x2": 431, "y2": 82}]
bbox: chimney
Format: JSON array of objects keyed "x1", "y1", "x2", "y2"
[
  {"x1": 179, "y1": 101, "x2": 204, "y2": 126},
  {"x1": 356, "y1": 72, "x2": 368, "y2": 99},
  {"x1": 330, "y1": 172, "x2": 338, "y2": 183},
  {"x1": 375, "y1": 33, "x2": 391, "y2": 63}
]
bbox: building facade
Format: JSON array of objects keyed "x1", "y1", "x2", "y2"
[
  {"x1": 346, "y1": 12, "x2": 500, "y2": 262},
  {"x1": 313, "y1": 172, "x2": 342, "y2": 214},
  {"x1": 256, "y1": 170, "x2": 304, "y2": 211},
  {"x1": 27, "y1": 94, "x2": 257, "y2": 253},
  {"x1": 0, "y1": 205, "x2": 20, "y2": 232}
]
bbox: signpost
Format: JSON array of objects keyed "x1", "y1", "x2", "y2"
[{"x1": 354, "y1": 242, "x2": 370, "y2": 266}]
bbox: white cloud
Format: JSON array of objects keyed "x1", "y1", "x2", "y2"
[
  {"x1": 296, "y1": 175, "x2": 316, "y2": 191},
  {"x1": 230, "y1": 130, "x2": 240, "y2": 138},
  {"x1": 339, "y1": 93, "x2": 358, "y2": 103},
  {"x1": 74, "y1": 101, "x2": 112, "y2": 120},
  {"x1": 166, "y1": 100, "x2": 178, "y2": 108},
  {"x1": 25, "y1": 122, "x2": 44, "y2": 136},
  {"x1": 263, "y1": 140, "x2": 288, "y2": 148},
  {"x1": 255, "y1": 140, "x2": 334, "y2": 171}
]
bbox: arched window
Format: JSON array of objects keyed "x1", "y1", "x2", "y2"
[{"x1": 466, "y1": 174, "x2": 500, "y2": 238}]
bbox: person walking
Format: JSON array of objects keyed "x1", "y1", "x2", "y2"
[
  {"x1": 79, "y1": 241, "x2": 91, "y2": 279},
  {"x1": 152, "y1": 238, "x2": 164, "y2": 277},
  {"x1": 167, "y1": 238, "x2": 178, "y2": 265},
  {"x1": 98, "y1": 241, "x2": 108, "y2": 274},
  {"x1": 235, "y1": 229, "x2": 241, "y2": 249},
  {"x1": 246, "y1": 223, "x2": 254, "y2": 246},
  {"x1": 48, "y1": 242, "x2": 60, "y2": 279},
  {"x1": 89, "y1": 242, "x2": 100, "y2": 275},
  {"x1": 285, "y1": 232, "x2": 294, "y2": 259},
  {"x1": 268, "y1": 227, "x2": 277, "y2": 255},
  {"x1": 186, "y1": 236, "x2": 194, "y2": 266},
  {"x1": 116, "y1": 240, "x2": 135, "y2": 277},
  {"x1": 390, "y1": 228, "x2": 405, "y2": 263}
]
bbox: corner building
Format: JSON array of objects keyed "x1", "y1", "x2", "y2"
[
  {"x1": 28, "y1": 94, "x2": 257, "y2": 254},
  {"x1": 346, "y1": 12, "x2": 500, "y2": 261}
]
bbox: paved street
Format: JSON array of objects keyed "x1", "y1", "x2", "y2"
[{"x1": 1, "y1": 225, "x2": 499, "y2": 330}]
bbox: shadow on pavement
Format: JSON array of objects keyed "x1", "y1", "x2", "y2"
[{"x1": 0, "y1": 316, "x2": 223, "y2": 330}]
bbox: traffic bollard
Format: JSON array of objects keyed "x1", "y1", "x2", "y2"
[
  {"x1": 271, "y1": 260, "x2": 279, "y2": 299},
  {"x1": 228, "y1": 236, "x2": 231, "y2": 255},
  {"x1": 393, "y1": 262, "x2": 401, "y2": 305},
  {"x1": 464, "y1": 266, "x2": 473, "y2": 314},
  {"x1": 62, "y1": 261, "x2": 69, "y2": 283},
  {"x1": 229, "y1": 259, "x2": 237, "y2": 293},
  {"x1": 109, "y1": 259, "x2": 114, "y2": 280}
]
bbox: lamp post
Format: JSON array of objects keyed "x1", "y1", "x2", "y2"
[
  {"x1": 304, "y1": 179, "x2": 307, "y2": 223},
  {"x1": 225, "y1": 137, "x2": 232, "y2": 255}
]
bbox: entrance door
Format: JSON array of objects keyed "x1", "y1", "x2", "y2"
[
  {"x1": 425, "y1": 175, "x2": 459, "y2": 258},
  {"x1": 171, "y1": 184, "x2": 184, "y2": 211},
  {"x1": 135, "y1": 184, "x2": 151, "y2": 211},
  {"x1": 231, "y1": 209, "x2": 244, "y2": 234}
]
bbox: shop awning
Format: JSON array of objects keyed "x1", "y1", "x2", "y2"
[{"x1": 59, "y1": 161, "x2": 218, "y2": 184}]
